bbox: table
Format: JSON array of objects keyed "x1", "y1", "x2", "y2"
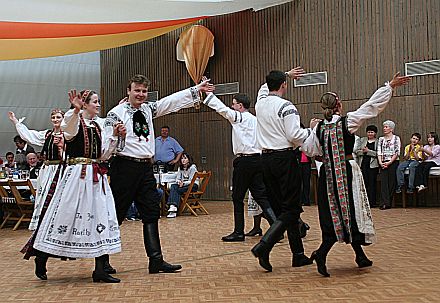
[
  {"x1": 0, "y1": 179, "x2": 37, "y2": 189},
  {"x1": 154, "y1": 172, "x2": 177, "y2": 215}
]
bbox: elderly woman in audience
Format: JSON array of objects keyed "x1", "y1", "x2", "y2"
[
  {"x1": 414, "y1": 132, "x2": 440, "y2": 193},
  {"x1": 377, "y1": 120, "x2": 401, "y2": 210}
]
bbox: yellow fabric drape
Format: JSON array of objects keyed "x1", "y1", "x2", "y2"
[{"x1": 179, "y1": 25, "x2": 214, "y2": 86}]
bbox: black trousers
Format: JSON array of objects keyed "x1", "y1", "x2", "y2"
[
  {"x1": 361, "y1": 166, "x2": 379, "y2": 207},
  {"x1": 109, "y1": 157, "x2": 161, "y2": 225},
  {"x1": 261, "y1": 150, "x2": 304, "y2": 254},
  {"x1": 380, "y1": 161, "x2": 398, "y2": 207},
  {"x1": 299, "y1": 162, "x2": 312, "y2": 205},
  {"x1": 232, "y1": 155, "x2": 272, "y2": 234}
]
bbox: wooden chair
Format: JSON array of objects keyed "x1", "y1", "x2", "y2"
[
  {"x1": 0, "y1": 180, "x2": 35, "y2": 230},
  {"x1": 178, "y1": 171, "x2": 211, "y2": 217}
]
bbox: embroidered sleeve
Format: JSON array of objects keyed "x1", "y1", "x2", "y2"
[
  {"x1": 104, "y1": 111, "x2": 122, "y2": 127},
  {"x1": 203, "y1": 93, "x2": 240, "y2": 124},
  {"x1": 153, "y1": 87, "x2": 200, "y2": 118},
  {"x1": 257, "y1": 83, "x2": 269, "y2": 102}
]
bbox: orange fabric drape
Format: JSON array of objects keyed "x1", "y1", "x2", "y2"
[{"x1": 179, "y1": 25, "x2": 214, "y2": 85}]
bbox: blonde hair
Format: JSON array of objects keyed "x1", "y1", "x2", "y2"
[{"x1": 320, "y1": 92, "x2": 339, "y2": 121}]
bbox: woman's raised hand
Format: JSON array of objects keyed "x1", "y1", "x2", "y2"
[{"x1": 68, "y1": 89, "x2": 84, "y2": 112}]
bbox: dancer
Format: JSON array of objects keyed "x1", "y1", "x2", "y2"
[
  {"x1": 9, "y1": 109, "x2": 65, "y2": 231},
  {"x1": 302, "y1": 73, "x2": 410, "y2": 277},
  {"x1": 202, "y1": 91, "x2": 277, "y2": 242},
  {"x1": 251, "y1": 67, "x2": 316, "y2": 272},
  {"x1": 104, "y1": 74, "x2": 214, "y2": 274},
  {"x1": 32, "y1": 90, "x2": 124, "y2": 283}
]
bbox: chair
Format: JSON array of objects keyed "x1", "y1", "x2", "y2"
[
  {"x1": 178, "y1": 171, "x2": 211, "y2": 217},
  {"x1": 0, "y1": 180, "x2": 35, "y2": 230}
]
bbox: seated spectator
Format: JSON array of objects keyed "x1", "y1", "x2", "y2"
[
  {"x1": 166, "y1": 152, "x2": 198, "y2": 218},
  {"x1": 414, "y1": 132, "x2": 440, "y2": 192},
  {"x1": 26, "y1": 152, "x2": 42, "y2": 179},
  {"x1": 354, "y1": 125, "x2": 379, "y2": 207},
  {"x1": 4, "y1": 151, "x2": 15, "y2": 169},
  {"x1": 14, "y1": 135, "x2": 35, "y2": 170},
  {"x1": 154, "y1": 126, "x2": 184, "y2": 172},
  {"x1": 396, "y1": 133, "x2": 422, "y2": 194}
]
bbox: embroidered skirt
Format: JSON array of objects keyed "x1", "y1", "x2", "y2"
[
  {"x1": 33, "y1": 164, "x2": 121, "y2": 258},
  {"x1": 29, "y1": 164, "x2": 62, "y2": 231}
]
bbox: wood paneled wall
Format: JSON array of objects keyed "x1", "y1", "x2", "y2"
[{"x1": 101, "y1": 0, "x2": 440, "y2": 200}]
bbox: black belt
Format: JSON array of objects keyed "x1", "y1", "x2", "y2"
[
  {"x1": 116, "y1": 155, "x2": 152, "y2": 163},
  {"x1": 236, "y1": 153, "x2": 260, "y2": 157},
  {"x1": 262, "y1": 147, "x2": 294, "y2": 154}
]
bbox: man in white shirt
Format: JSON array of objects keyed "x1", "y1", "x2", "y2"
[
  {"x1": 104, "y1": 74, "x2": 214, "y2": 274},
  {"x1": 203, "y1": 93, "x2": 277, "y2": 242},
  {"x1": 251, "y1": 67, "x2": 318, "y2": 272}
]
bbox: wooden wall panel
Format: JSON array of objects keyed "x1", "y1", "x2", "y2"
[{"x1": 101, "y1": 0, "x2": 440, "y2": 200}]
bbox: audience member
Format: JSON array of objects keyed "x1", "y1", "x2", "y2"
[
  {"x1": 414, "y1": 132, "x2": 440, "y2": 193},
  {"x1": 166, "y1": 152, "x2": 198, "y2": 218},
  {"x1": 354, "y1": 125, "x2": 379, "y2": 207},
  {"x1": 377, "y1": 120, "x2": 401, "y2": 210},
  {"x1": 26, "y1": 152, "x2": 42, "y2": 179},
  {"x1": 14, "y1": 135, "x2": 36, "y2": 170},
  {"x1": 396, "y1": 133, "x2": 422, "y2": 194},
  {"x1": 4, "y1": 152, "x2": 16, "y2": 169},
  {"x1": 154, "y1": 126, "x2": 184, "y2": 172}
]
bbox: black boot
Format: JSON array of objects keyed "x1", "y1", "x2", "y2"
[
  {"x1": 245, "y1": 214, "x2": 263, "y2": 237},
  {"x1": 34, "y1": 256, "x2": 48, "y2": 280},
  {"x1": 262, "y1": 207, "x2": 277, "y2": 225},
  {"x1": 298, "y1": 218, "x2": 310, "y2": 238},
  {"x1": 222, "y1": 203, "x2": 245, "y2": 241},
  {"x1": 103, "y1": 254, "x2": 116, "y2": 274},
  {"x1": 310, "y1": 250, "x2": 330, "y2": 277},
  {"x1": 143, "y1": 222, "x2": 182, "y2": 274},
  {"x1": 310, "y1": 240, "x2": 335, "y2": 277},
  {"x1": 287, "y1": 223, "x2": 312, "y2": 267},
  {"x1": 251, "y1": 220, "x2": 285, "y2": 272},
  {"x1": 92, "y1": 255, "x2": 120, "y2": 283},
  {"x1": 352, "y1": 244, "x2": 373, "y2": 268}
]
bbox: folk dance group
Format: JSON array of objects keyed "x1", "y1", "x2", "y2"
[{"x1": 9, "y1": 68, "x2": 410, "y2": 283}]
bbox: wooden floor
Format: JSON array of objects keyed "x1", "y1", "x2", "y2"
[{"x1": 1, "y1": 202, "x2": 439, "y2": 302}]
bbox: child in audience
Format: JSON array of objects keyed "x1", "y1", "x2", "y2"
[
  {"x1": 396, "y1": 133, "x2": 422, "y2": 194},
  {"x1": 414, "y1": 132, "x2": 440, "y2": 192}
]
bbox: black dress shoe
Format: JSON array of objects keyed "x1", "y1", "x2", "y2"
[
  {"x1": 356, "y1": 256, "x2": 373, "y2": 268},
  {"x1": 310, "y1": 250, "x2": 330, "y2": 277},
  {"x1": 221, "y1": 232, "x2": 245, "y2": 242},
  {"x1": 92, "y1": 271, "x2": 120, "y2": 283},
  {"x1": 251, "y1": 242, "x2": 272, "y2": 272},
  {"x1": 35, "y1": 257, "x2": 47, "y2": 280},
  {"x1": 149, "y1": 260, "x2": 182, "y2": 274},
  {"x1": 245, "y1": 227, "x2": 263, "y2": 237},
  {"x1": 292, "y1": 253, "x2": 313, "y2": 267}
]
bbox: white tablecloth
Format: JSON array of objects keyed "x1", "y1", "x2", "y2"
[{"x1": 154, "y1": 172, "x2": 177, "y2": 185}]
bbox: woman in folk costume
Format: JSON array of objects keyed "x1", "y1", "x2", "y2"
[
  {"x1": 32, "y1": 89, "x2": 126, "y2": 283},
  {"x1": 302, "y1": 73, "x2": 410, "y2": 277},
  {"x1": 8, "y1": 109, "x2": 65, "y2": 232}
]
